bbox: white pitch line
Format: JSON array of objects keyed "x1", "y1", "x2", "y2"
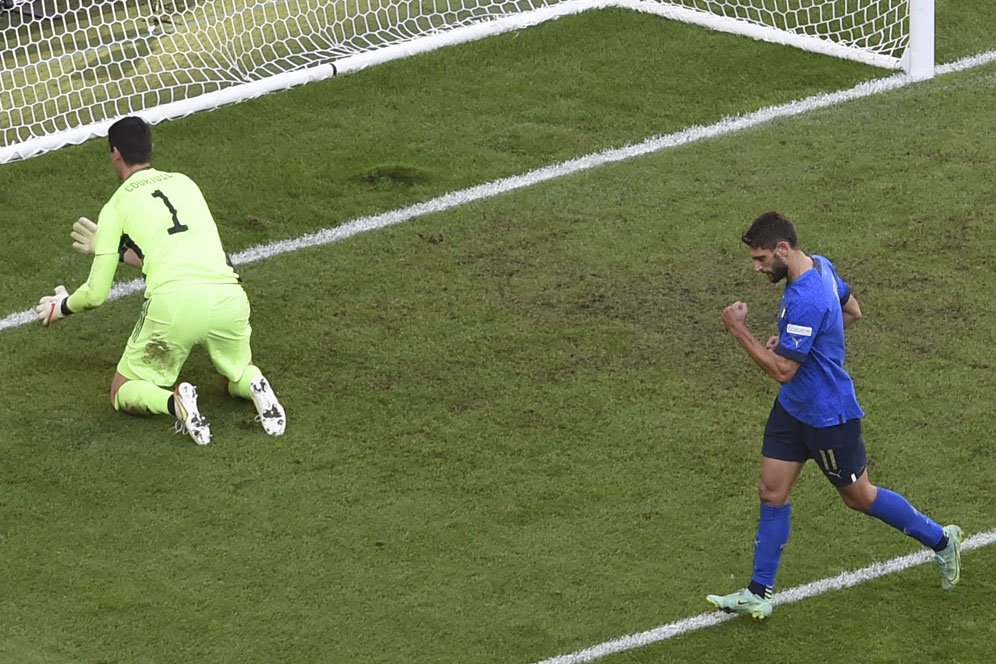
[
  {"x1": 2, "y1": 49, "x2": 994, "y2": 335},
  {"x1": 535, "y1": 529, "x2": 996, "y2": 664}
]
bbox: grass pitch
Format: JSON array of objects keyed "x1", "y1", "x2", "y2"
[{"x1": 1, "y1": 6, "x2": 994, "y2": 664}]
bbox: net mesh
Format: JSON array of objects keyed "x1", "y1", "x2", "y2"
[
  {"x1": 0, "y1": 1, "x2": 912, "y2": 158},
  {"x1": 664, "y1": 1, "x2": 908, "y2": 55}
]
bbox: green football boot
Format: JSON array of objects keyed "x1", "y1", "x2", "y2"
[
  {"x1": 706, "y1": 588, "x2": 772, "y2": 620},
  {"x1": 935, "y1": 524, "x2": 963, "y2": 591}
]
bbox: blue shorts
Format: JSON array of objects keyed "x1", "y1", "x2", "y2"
[{"x1": 762, "y1": 398, "x2": 867, "y2": 487}]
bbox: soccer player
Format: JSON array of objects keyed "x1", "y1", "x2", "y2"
[
  {"x1": 706, "y1": 211, "x2": 961, "y2": 619},
  {"x1": 36, "y1": 116, "x2": 286, "y2": 445}
]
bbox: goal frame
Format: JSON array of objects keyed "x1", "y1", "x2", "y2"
[{"x1": 0, "y1": 0, "x2": 936, "y2": 164}]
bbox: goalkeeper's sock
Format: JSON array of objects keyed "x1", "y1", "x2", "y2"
[
  {"x1": 228, "y1": 365, "x2": 264, "y2": 400},
  {"x1": 114, "y1": 379, "x2": 173, "y2": 415}
]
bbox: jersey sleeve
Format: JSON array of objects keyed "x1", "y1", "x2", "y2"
[
  {"x1": 93, "y1": 200, "x2": 124, "y2": 256},
  {"x1": 822, "y1": 256, "x2": 852, "y2": 305},
  {"x1": 774, "y1": 299, "x2": 825, "y2": 363},
  {"x1": 833, "y1": 269, "x2": 852, "y2": 305},
  {"x1": 65, "y1": 253, "x2": 119, "y2": 312}
]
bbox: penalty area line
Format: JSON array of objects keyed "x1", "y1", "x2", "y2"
[
  {"x1": 1, "y1": 49, "x2": 994, "y2": 335},
  {"x1": 533, "y1": 528, "x2": 996, "y2": 664}
]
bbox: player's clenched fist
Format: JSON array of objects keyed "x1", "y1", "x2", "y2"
[{"x1": 722, "y1": 301, "x2": 749, "y2": 328}]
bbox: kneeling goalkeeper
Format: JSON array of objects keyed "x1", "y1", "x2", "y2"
[{"x1": 36, "y1": 116, "x2": 286, "y2": 445}]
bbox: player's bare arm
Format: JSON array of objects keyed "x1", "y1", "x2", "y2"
[
  {"x1": 121, "y1": 248, "x2": 143, "y2": 269},
  {"x1": 842, "y1": 294, "x2": 862, "y2": 329},
  {"x1": 723, "y1": 301, "x2": 800, "y2": 384}
]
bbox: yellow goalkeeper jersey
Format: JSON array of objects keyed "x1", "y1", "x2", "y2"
[
  {"x1": 66, "y1": 168, "x2": 239, "y2": 311},
  {"x1": 93, "y1": 167, "x2": 239, "y2": 296}
]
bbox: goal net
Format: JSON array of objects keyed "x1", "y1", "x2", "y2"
[{"x1": 0, "y1": 1, "x2": 933, "y2": 163}]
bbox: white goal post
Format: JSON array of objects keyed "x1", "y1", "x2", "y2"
[{"x1": 0, "y1": 1, "x2": 934, "y2": 164}]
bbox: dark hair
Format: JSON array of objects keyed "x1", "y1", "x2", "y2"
[
  {"x1": 108, "y1": 116, "x2": 153, "y2": 165},
  {"x1": 741, "y1": 211, "x2": 799, "y2": 249}
]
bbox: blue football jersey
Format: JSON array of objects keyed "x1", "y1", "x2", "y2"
[{"x1": 773, "y1": 255, "x2": 864, "y2": 427}]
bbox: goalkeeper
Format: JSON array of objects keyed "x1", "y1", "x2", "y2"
[{"x1": 37, "y1": 116, "x2": 286, "y2": 445}]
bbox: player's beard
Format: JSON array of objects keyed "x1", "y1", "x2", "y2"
[{"x1": 768, "y1": 254, "x2": 789, "y2": 283}]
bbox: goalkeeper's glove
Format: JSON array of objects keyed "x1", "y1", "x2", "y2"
[
  {"x1": 71, "y1": 216, "x2": 97, "y2": 254},
  {"x1": 36, "y1": 285, "x2": 71, "y2": 326}
]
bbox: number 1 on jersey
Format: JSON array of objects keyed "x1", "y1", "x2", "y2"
[{"x1": 152, "y1": 190, "x2": 189, "y2": 235}]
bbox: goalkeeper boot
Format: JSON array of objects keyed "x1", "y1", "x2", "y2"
[
  {"x1": 173, "y1": 382, "x2": 211, "y2": 446},
  {"x1": 250, "y1": 376, "x2": 286, "y2": 436},
  {"x1": 935, "y1": 524, "x2": 963, "y2": 590},
  {"x1": 706, "y1": 588, "x2": 772, "y2": 620}
]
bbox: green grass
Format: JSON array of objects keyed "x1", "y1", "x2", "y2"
[
  {"x1": 0, "y1": 9, "x2": 887, "y2": 315},
  {"x1": 1, "y1": 6, "x2": 995, "y2": 664}
]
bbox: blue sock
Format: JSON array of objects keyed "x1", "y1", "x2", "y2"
[
  {"x1": 866, "y1": 487, "x2": 945, "y2": 549},
  {"x1": 750, "y1": 503, "x2": 791, "y2": 597}
]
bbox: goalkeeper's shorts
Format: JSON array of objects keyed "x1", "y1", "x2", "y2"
[{"x1": 117, "y1": 284, "x2": 254, "y2": 388}]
